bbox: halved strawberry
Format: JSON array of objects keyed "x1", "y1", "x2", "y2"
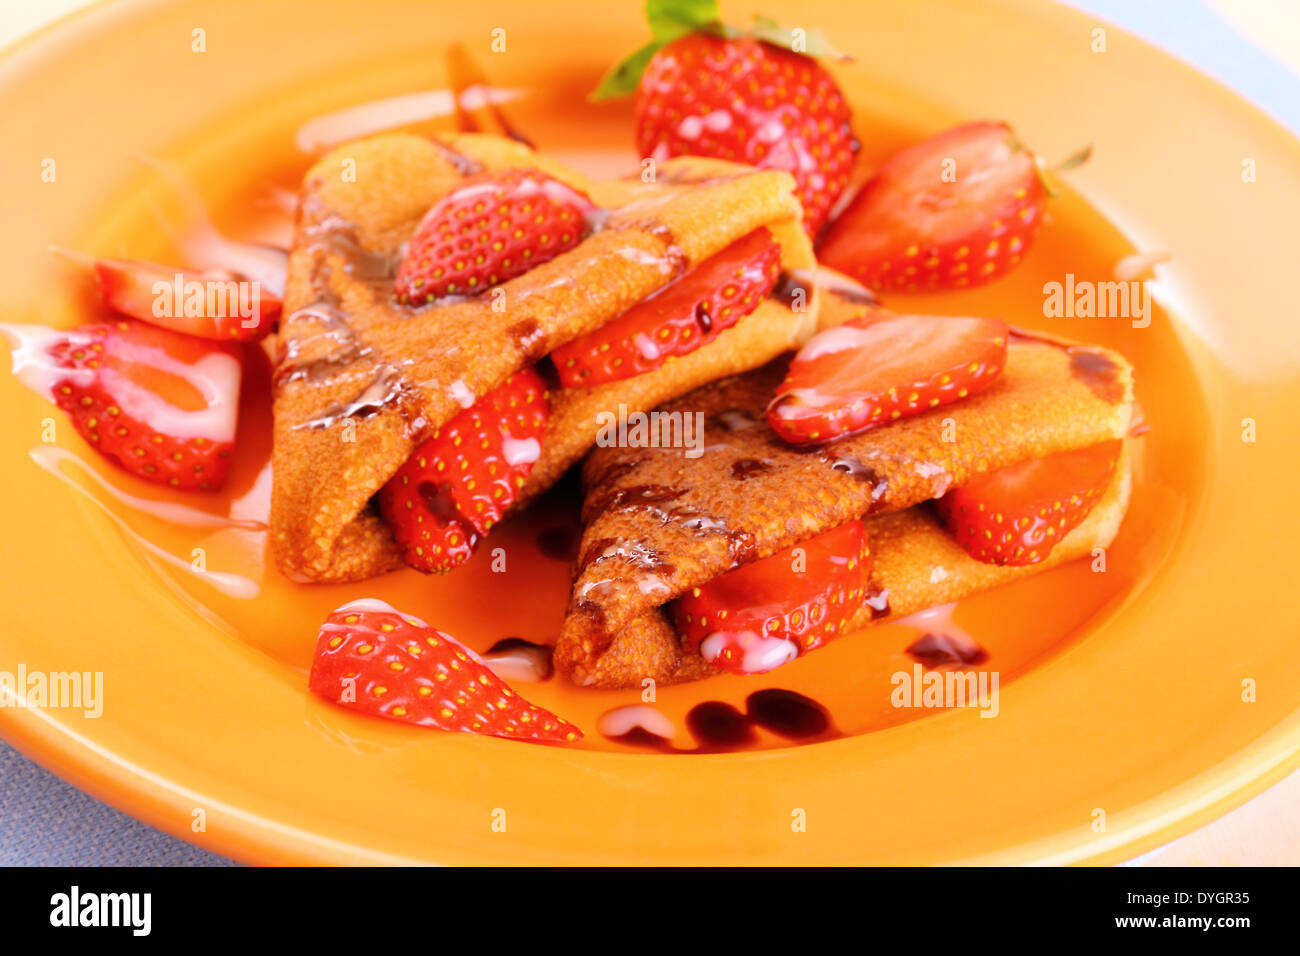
[
  {"x1": 818, "y1": 121, "x2": 1047, "y2": 293},
  {"x1": 94, "y1": 257, "x2": 280, "y2": 341},
  {"x1": 377, "y1": 368, "x2": 548, "y2": 573},
  {"x1": 35, "y1": 319, "x2": 241, "y2": 490},
  {"x1": 394, "y1": 169, "x2": 597, "y2": 304},
  {"x1": 309, "y1": 598, "x2": 582, "y2": 742},
  {"x1": 767, "y1": 314, "x2": 1008, "y2": 445},
  {"x1": 935, "y1": 440, "x2": 1122, "y2": 565},
  {"x1": 551, "y1": 228, "x2": 781, "y2": 388},
  {"x1": 673, "y1": 520, "x2": 869, "y2": 675}
]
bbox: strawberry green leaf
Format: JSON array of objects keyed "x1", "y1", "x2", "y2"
[
  {"x1": 590, "y1": 40, "x2": 663, "y2": 100},
  {"x1": 647, "y1": 0, "x2": 722, "y2": 41},
  {"x1": 1054, "y1": 143, "x2": 1093, "y2": 172},
  {"x1": 749, "y1": 14, "x2": 851, "y2": 60}
]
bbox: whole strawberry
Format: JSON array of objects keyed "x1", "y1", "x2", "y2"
[
  {"x1": 394, "y1": 168, "x2": 596, "y2": 305},
  {"x1": 595, "y1": 1, "x2": 855, "y2": 236}
]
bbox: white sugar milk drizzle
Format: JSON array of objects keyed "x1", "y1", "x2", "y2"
[{"x1": 29, "y1": 446, "x2": 259, "y2": 600}]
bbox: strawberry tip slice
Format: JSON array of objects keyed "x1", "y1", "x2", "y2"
[{"x1": 308, "y1": 599, "x2": 582, "y2": 742}]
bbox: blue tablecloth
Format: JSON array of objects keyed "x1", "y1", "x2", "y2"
[{"x1": 2, "y1": 0, "x2": 1297, "y2": 866}]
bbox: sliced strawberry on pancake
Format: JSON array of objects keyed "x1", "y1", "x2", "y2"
[{"x1": 672, "y1": 520, "x2": 870, "y2": 675}]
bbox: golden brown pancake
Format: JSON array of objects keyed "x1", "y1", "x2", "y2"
[
  {"x1": 556, "y1": 334, "x2": 1135, "y2": 687},
  {"x1": 271, "y1": 132, "x2": 816, "y2": 583}
]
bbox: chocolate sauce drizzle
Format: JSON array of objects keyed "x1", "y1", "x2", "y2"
[
  {"x1": 685, "y1": 688, "x2": 836, "y2": 751},
  {"x1": 905, "y1": 632, "x2": 989, "y2": 668}
]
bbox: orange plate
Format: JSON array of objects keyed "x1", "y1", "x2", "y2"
[{"x1": 1, "y1": 0, "x2": 1298, "y2": 865}]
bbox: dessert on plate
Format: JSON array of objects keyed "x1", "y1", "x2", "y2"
[
  {"x1": 271, "y1": 130, "x2": 818, "y2": 583},
  {"x1": 556, "y1": 321, "x2": 1133, "y2": 687},
  {"x1": 2, "y1": 1, "x2": 1143, "y2": 746}
]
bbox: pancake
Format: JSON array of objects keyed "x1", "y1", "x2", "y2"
[
  {"x1": 271, "y1": 132, "x2": 815, "y2": 583},
  {"x1": 556, "y1": 333, "x2": 1135, "y2": 687}
]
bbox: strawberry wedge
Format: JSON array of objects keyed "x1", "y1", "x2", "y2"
[
  {"x1": 936, "y1": 440, "x2": 1122, "y2": 565},
  {"x1": 551, "y1": 228, "x2": 781, "y2": 388},
  {"x1": 673, "y1": 520, "x2": 870, "y2": 675},
  {"x1": 94, "y1": 257, "x2": 280, "y2": 341},
  {"x1": 377, "y1": 368, "x2": 549, "y2": 574},
  {"x1": 767, "y1": 313, "x2": 1008, "y2": 446},
  {"x1": 309, "y1": 598, "x2": 582, "y2": 742}
]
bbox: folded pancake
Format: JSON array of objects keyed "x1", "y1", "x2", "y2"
[
  {"x1": 271, "y1": 132, "x2": 815, "y2": 582},
  {"x1": 556, "y1": 334, "x2": 1135, "y2": 687}
]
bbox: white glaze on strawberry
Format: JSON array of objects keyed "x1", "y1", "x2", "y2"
[
  {"x1": 700, "y1": 629, "x2": 799, "y2": 674},
  {"x1": 1, "y1": 322, "x2": 241, "y2": 443},
  {"x1": 501, "y1": 435, "x2": 541, "y2": 467}
]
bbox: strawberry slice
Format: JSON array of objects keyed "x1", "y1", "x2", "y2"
[
  {"x1": 818, "y1": 121, "x2": 1046, "y2": 293},
  {"x1": 551, "y1": 228, "x2": 781, "y2": 388},
  {"x1": 672, "y1": 520, "x2": 870, "y2": 675},
  {"x1": 94, "y1": 257, "x2": 280, "y2": 341},
  {"x1": 767, "y1": 314, "x2": 1008, "y2": 445},
  {"x1": 377, "y1": 368, "x2": 548, "y2": 573},
  {"x1": 935, "y1": 440, "x2": 1122, "y2": 565},
  {"x1": 29, "y1": 319, "x2": 241, "y2": 490},
  {"x1": 394, "y1": 169, "x2": 597, "y2": 304},
  {"x1": 309, "y1": 598, "x2": 582, "y2": 742}
]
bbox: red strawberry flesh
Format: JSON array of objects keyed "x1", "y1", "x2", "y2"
[
  {"x1": 768, "y1": 314, "x2": 1008, "y2": 445},
  {"x1": 935, "y1": 439, "x2": 1122, "y2": 565},
  {"x1": 818, "y1": 120, "x2": 1044, "y2": 292},
  {"x1": 551, "y1": 228, "x2": 781, "y2": 388},
  {"x1": 22, "y1": 319, "x2": 241, "y2": 490},
  {"x1": 308, "y1": 598, "x2": 582, "y2": 742},
  {"x1": 94, "y1": 257, "x2": 280, "y2": 341},
  {"x1": 673, "y1": 520, "x2": 870, "y2": 675},
  {"x1": 377, "y1": 368, "x2": 548, "y2": 573},
  {"x1": 394, "y1": 169, "x2": 597, "y2": 304},
  {"x1": 635, "y1": 35, "x2": 855, "y2": 236}
]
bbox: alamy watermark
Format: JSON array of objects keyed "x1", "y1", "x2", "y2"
[
  {"x1": 153, "y1": 273, "x2": 266, "y2": 328},
  {"x1": 1043, "y1": 274, "x2": 1150, "y2": 328},
  {"x1": 595, "y1": 404, "x2": 705, "y2": 458},
  {"x1": 890, "y1": 664, "x2": 999, "y2": 718},
  {"x1": 0, "y1": 664, "x2": 103, "y2": 717}
]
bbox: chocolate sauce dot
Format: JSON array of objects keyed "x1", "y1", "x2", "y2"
[
  {"x1": 745, "y1": 689, "x2": 830, "y2": 739},
  {"x1": 685, "y1": 701, "x2": 756, "y2": 749},
  {"x1": 906, "y1": 632, "x2": 989, "y2": 667},
  {"x1": 611, "y1": 726, "x2": 674, "y2": 750},
  {"x1": 486, "y1": 636, "x2": 546, "y2": 654},
  {"x1": 730, "y1": 457, "x2": 770, "y2": 480}
]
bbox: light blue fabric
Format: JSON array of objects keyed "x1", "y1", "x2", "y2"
[
  {"x1": 0, "y1": 744, "x2": 235, "y2": 866},
  {"x1": 1062, "y1": 0, "x2": 1300, "y2": 133},
  {"x1": 2, "y1": 0, "x2": 1297, "y2": 866}
]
